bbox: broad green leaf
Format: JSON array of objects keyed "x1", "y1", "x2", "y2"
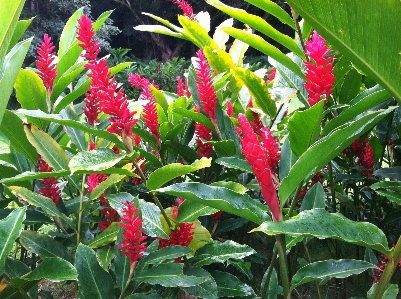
[
  {"x1": 173, "y1": 108, "x2": 214, "y2": 129},
  {"x1": 0, "y1": 0, "x2": 25, "y2": 65},
  {"x1": 75, "y1": 244, "x2": 116, "y2": 299},
  {"x1": 157, "y1": 182, "x2": 270, "y2": 224},
  {"x1": 51, "y1": 61, "x2": 85, "y2": 102},
  {"x1": 59, "y1": 104, "x2": 87, "y2": 151},
  {"x1": 134, "y1": 25, "x2": 183, "y2": 38},
  {"x1": 96, "y1": 247, "x2": 115, "y2": 271},
  {"x1": 85, "y1": 222, "x2": 120, "y2": 248},
  {"x1": 147, "y1": 157, "x2": 211, "y2": 190},
  {"x1": 0, "y1": 110, "x2": 37, "y2": 163},
  {"x1": 288, "y1": 100, "x2": 323, "y2": 156},
  {"x1": 89, "y1": 173, "x2": 127, "y2": 201},
  {"x1": 22, "y1": 257, "x2": 77, "y2": 282},
  {"x1": 142, "y1": 246, "x2": 194, "y2": 265},
  {"x1": 188, "y1": 240, "x2": 255, "y2": 267},
  {"x1": 14, "y1": 69, "x2": 48, "y2": 129},
  {"x1": 176, "y1": 200, "x2": 218, "y2": 223},
  {"x1": 287, "y1": 0, "x2": 401, "y2": 104},
  {"x1": 279, "y1": 107, "x2": 395, "y2": 203},
  {"x1": 24, "y1": 125, "x2": 70, "y2": 171},
  {"x1": 0, "y1": 37, "x2": 32, "y2": 126},
  {"x1": 58, "y1": 7, "x2": 84, "y2": 57},
  {"x1": 214, "y1": 218, "x2": 248, "y2": 235},
  {"x1": 291, "y1": 259, "x2": 376, "y2": 290},
  {"x1": 203, "y1": 46, "x2": 235, "y2": 73},
  {"x1": 20, "y1": 230, "x2": 73, "y2": 263},
  {"x1": 134, "y1": 263, "x2": 207, "y2": 287},
  {"x1": 215, "y1": 156, "x2": 252, "y2": 173},
  {"x1": 225, "y1": 28, "x2": 304, "y2": 79},
  {"x1": 368, "y1": 283, "x2": 399, "y2": 299},
  {"x1": 245, "y1": 0, "x2": 295, "y2": 29},
  {"x1": 178, "y1": 16, "x2": 219, "y2": 49},
  {"x1": 339, "y1": 68, "x2": 362, "y2": 104},
  {"x1": 210, "y1": 140, "x2": 236, "y2": 156},
  {"x1": 279, "y1": 138, "x2": 298, "y2": 181},
  {"x1": 210, "y1": 270, "x2": 255, "y2": 297},
  {"x1": 107, "y1": 192, "x2": 135, "y2": 216},
  {"x1": 114, "y1": 228, "x2": 130, "y2": 292},
  {"x1": 138, "y1": 199, "x2": 169, "y2": 239},
  {"x1": 69, "y1": 148, "x2": 126, "y2": 174},
  {"x1": 7, "y1": 18, "x2": 33, "y2": 53},
  {"x1": 253, "y1": 209, "x2": 391, "y2": 255},
  {"x1": 181, "y1": 267, "x2": 218, "y2": 299},
  {"x1": 232, "y1": 67, "x2": 277, "y2": 117},
  {"x1": 370, "y1": 181, "x2": 401, "y2": 192},
  {"x1": 374, "y1": 167, "x2": 401, "y2": 181},
  {"x1": 9, "y1": 186, "x2": 75, "y2": 230},
  {"x1": 374, "y1": 190, "x2": 401, "y2": 205},
  {"x1": 5, "y1": 258, "x2": 30, "y2": 278},
  {"x1": 300, "y1": 183, "x2": 325, "y2": 211},
  {"x1": 207, "y1": 0, "x2": 304, "y2": 59},
  {"x1": 322, "y1": 85, "x2": 391, "y2": 136},
  {"x1": 0, "y1": 207, "x2": 26, "y2": 274},
  {"x1": 210, "y1": 181, "x2": 247, "y2": 194}
]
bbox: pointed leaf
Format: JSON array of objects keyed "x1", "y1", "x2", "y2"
[
  {"x1": 178, "y1": 16, "x2": 219, "y2": 49},
  {"x1": 58, "y1": 7, "x2": 84, "y2": 57},
  {"x1": 0, "y1": 207, "x2": 26, "y2": 274},
  {"x1": 96, "y1": 247, "x2": 115, "y2": 271},
  {"x1": 210, "y1": 270, "x2": 255, "y2": 297},
  {"x1": 114, "y1": 228, "x2": 131, "y2": 292},
  {"x1": 75, "y1": 244, "x2": 116, "y2": 299},
  {"x1": 300, "y1": 183, "x2": 325, "y2": 211},
  {"x1": 85, "y1": 222, "x2": 120, "y2": 248},
  {"x1": 22, "y1": 257, "x2": 77, "y2": 282},
  {"x1": 7, "y1": 18, "x2": 33, "y2": 53},
  {"x1": 253, "y1": 209, "x2": 391, "y2": 255},
  {"x1": 245, "y1": 0, "x2": 295, "y2": 29},
  {"x1": 142, "y1": 246, "x2": 194, "y2": 265},
  {"x1": 291, "y1": 259, "x2": 376, "y2": 289},
  {"x1": 181, "y1": 267, "x2": 218, "y2": 299},
  {"x1": 138, "y1": 199, "x2": 169, "y2": 239},
  {"x1": 176, "y1": 200, "x2": 218, "y2": 223}
]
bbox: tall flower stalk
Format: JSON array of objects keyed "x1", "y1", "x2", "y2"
[
  {"x1": 36, "y1": 34, "x2": 57, "y2": 98},
  {"x1": 170, "y1": 0, "x2": 194, "y2": 19}
]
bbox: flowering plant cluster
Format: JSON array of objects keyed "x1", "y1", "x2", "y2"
[{"x1": 0, "y1": 1, "x2": 400, "y2": 299}]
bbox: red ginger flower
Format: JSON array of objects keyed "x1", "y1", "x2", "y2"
[
  {"x1": 211, "y1": 211, "x2": 223, "y2": 224},
  {"x1": 119, "y1": 202, "x2": 148, "y2": 264},
  {"x1": 344, "y1": 137, "x2": 375, "y2": 176},
  {"x1": 195, "y1": 50, "x2": 218, "y2": 122},
  {"x1": 36, "y1": 34, "x2": 57, "y2": 94},
  {"x1": 158, "y1": 222, "x2": 195, "y2": 251},
  {"x1": 194, "y1": 105, "x2": 213, "y2": 158},
  {"x1": 170, "y1": 0, "x2": 194, "y2": 19},
  {"x1": 237, "y1": 114, "x2": 282, "y2": 221},
  {"x1": 37, "y1": 156, "x2": 61, "y2": 206},
  {"x1": 226, "y1": 102, "x2": 234, "y2": 117},
  {"x1": 248, "y1": 100, "x2": 264, "y2": 136},
  {"x1": 304, "y1": 31, "x2": 335, "y2": 107},
  {"x1": 266, "y1": 68, "x2": 276, "y2": 84},
  {"x1": 77, "y1": 15, "x2": 100, "y2": 61},
  {"x1": 176, "y1": 76, "x2": 185, "y2": 97}
]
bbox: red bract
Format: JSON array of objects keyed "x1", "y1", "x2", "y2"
[
  {"x1": 248, "y1": 100, "x2": 264, "y2": 136},
  {"x1": 195, "y1": 50, "x2": 218, "y2": 121},
  {"x1": 170, "y1": 0, "x2": 194, "y2": 19},
  {"x1": 176, "y1": 76, "x2": 185, "y2": 97},
  {"x1": 119, "y1": 202, "x2": 148, "y2": 264},
  {"x1": 226, "y1": 102, "x2": 234, "y2": 117},
  {"x1": 158, "y1": 222, "x2": 195, "y2": 251},
  {"x1": 36, "y1": 34, "x2": 57, "y2": 94},
  {"x1": 211, "y1": 211, "x2": 223, "y2": 224},
  {"x1": 266, "y1": 68, "x2": 276, "y2": 84},
  {"x1": 237, "y1": 114, "x2": 282, "y2": 221},
  {"x1": 346, "y1": 137, "x2": 375, "y2": 176},
  {"x1": 304, "y1": 31, "x2": 335, "y2": 107},
  {"x1": 77, "y1": 15, "x2": 100, "y2": 61},
  {"x1": 37, "y1": 156, "x2": 61, "y2": 206}
]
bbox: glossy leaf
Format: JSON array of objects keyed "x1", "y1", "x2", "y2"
[
  {"x1": 142, "y1": 246, "x2": 193, "y2": 265},
  {"x1": 69, "y1": 148, "x2": 126, "y2": 174},
  {"x1": 96, "y1": 247, "x2": 115, "y2": 271},
  {"x1": 279, "y1": 107, "x2": 395, "y2": 203},
  {"x1": 215, "y1": 156, "x2": 252, "y2": 173},
  {"x1": 178, "y1": 15, "x2": 219, "y2": 49},
  {"x1": 279, "y1": 138, "x2": 298, "y2": 181},
  {"x1": 59, "y1": 105, "x2": 87, "y2": 151},
  {"x1": 374, "y1": 167, "x2": 401, "y2": 181},
  {"x1": 89, "y1": 173, "x2": 127, "y2": 201},
  {"x1": 214, "y1": 218, "x2": 248, "y2": 235},
  {"x1": 58, "y1": 7, "x2": 84, "y2": 57},
  {"x1": 85, "y1": 222, "x2": 120, "y2": 248},
  {"x1": 173, "y1": 107, "x2": 214, "y2": 129},
  {"x1": 181, "y1": 267, "x2": 218, "y2": 299},
  {"x1": 20, "y1": 230, "x2": 73, "y2": 263},
  {"x1": 300, "y1": 183, "x2": 325, "y2": 211},
  {"x1": 210, "y1": 270, "x2": 255, "y2": 297},
  {"x1": 287, "y1": 0, "x2": 401, "y2": 104},
  {"x1": 368, "y1": 283, "x2": 399, "y2": 299},
  {"x1": 7, "y1": 18, "x2": 33, "y2": 53},
  {"x1": 22, "y1": 257, "x2": 77, "y2": 282},
  {"x1": 176, "y1": 200, "x2": 218, "y2": 223},
  {"x1": 189, "y1": 240, "x2": 255, "y2": 267},
  {"x1": 75, "y1": 244, "x2": 116, "y2": 299},
  {"x1": 245, "y1": 0, "x2": 295, "y2": 29},
  {"x1": 157, "y1": 182, "x2": 270, "y2": 224},
  {"x1": 147, "y1": 157, "x2": 211, "y2": 190},
  {"x1": 138, "y1": 199, "x2": 169, "y2": 239},
  {"x1": 288, "y1": 100, "x2": 323, "y2": 157},
  {"x1": 291, "y1": 259, "x2": 376, "y2": 289},
  {"x1": 114, "y1": 228, "x2": 130, "y2": 293},
  {"x1": 51, "y1": 62, "x2": 85, "y2": 101},
  {"x1": 0, "y1": 207, "x2": 26, "y2": 274},
  {"x1": 253, "y1": 209, "x2": 391, "y2": 255}
]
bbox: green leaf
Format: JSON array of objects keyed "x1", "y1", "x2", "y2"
[
  {"x1": 0, "y1": 207, "x2": 26, "y2": 274},
  {"x1": 7, "y1": 18, "x2": 33, "y2": 53},
  {"x1": 156, "y1": 182, "x2": 270, "y2": 224},
  {"x1": 253, "y1": 209, "x2": 391, "y2": 255},
  {"x1": 176, "y1": 200, "x2": 218, "y2": 223},
  {"x1": 232, "y1": 67, "x2": 277, "y2": 117},
  {"x1": 69, "y1": 148, "x2": 126, "y2": 174},
  {"x1": 291, "y1": 259, "x2": 376, "y2": 290},
  {"x1": 114, "y1": 228, "x2": 131, "y2": 292},
  {"x1": 89, "y1": 173, "x2": 127, "y2": 201},
  {"x1": 0, "y1": 37, "x2": 32, "y2": 126},
  {"x1": 142, "y1": 246, "x2": 194, "y2": 265},
  {"x1": 215, "y1": 156, "x2": 252, "y2": 173},
  {"x1": 245, "y1": 0, "x2": 295, "y2": 29},
  {"x1": 9, "y1": 186, "x2": 75, "y2": 230},
  {"x1": 58, "y1": 7, "x2": 84, "y2": 57},
  {"x1": 374, "y1": 190, "x2": 401, "y2": 205},
  {"x1": 107, "y1": 192, "x2": 135, "y2": 215},
  {"x1": 180, "y1": 267, "x2": 218, "y2": 299},
  {"x1": 288, "y1": 100, "x2": 323, "y2": 156},
  {"x1": 24, "y1": 125, "x2": 70, "y2": 171},
  {"x1": 20, "y1": 230, "x2": 73, "y2": 263},
  {"x1": 300, "y1": 183, "x2": 325, "y2": 211},
  {"x1": 51, "y1": 62, "x2": 85, "y2": 102},
  {"x1": 22, "y1": 257, "x2": 77, "y2": 282},
  {"x1": 75, "y1": 244, "x2": 116, "y2": 299},
  {"x1": 59, "y1": 104, "x2": 87, "y2": 151},
  {"x1": 189, "y1": 240, "x2": 255, "y2": 267},
  {"x1": 135, "y1": 25, "x2": 183, "y2": 38},
  {"x1": 210, "y1": 270, "x2": 255, "y2": 297},
  {"x1": 214, "y1": 218, "x2": 248, "y2": 234},
  {"x1": 203, "y1": 46, "x2": 235, "y2": 73},
  {"x1": 339, "y1": 68, "x2": 362, "y2": 104},
  {"x1": 206, "y1": 0, "x2": 304, "y2": 59},
  {"x1": 85, "y1": 222, "x2": 120, "y2": 248},
  {"x1": 173, "y1": 108, "x2": 214, "y2": 129},
  {"x1": 96, "y1": 247, "x2": 115, "y2": 271},
  {"x1": 138, "y1": 199, "x2": 169, "y2": 239},
  {"x1": 287, "y1": 0, "x2": 401, "y2": 104},
  {"x1": 178, "y1": 16, "x2": 219, "y2": 49},
  {"x1": 374, "y1": 167, "x2": 401, "y2": 181},
  {"x1": 279, "y1": 138, "x2": 298, "y2": 181},
  {"x1": 0, "y1": 110, "x2": 37, "y2": 163},
  {"x1": 134, "y1": 263, "x2": 207, "y2": 287},
  {"x1": 368, "y1": 284, "x2": 399, "y2": 299},
  {"x1": 279, "y1": 107, "x2": 395, "y2": 203},
  {"x1": 5, "y1": 258, "x2": 30, "y2": 278},
  {"x1": 147, "y1": 157, "x2": 211, "y2": 190}
]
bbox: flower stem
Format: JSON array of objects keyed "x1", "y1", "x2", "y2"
[
  {"x1": 260, "y1": 246, "x2": 278, "y2": 299},
  {"x1": 372, "y1": 236, "x2": 401, "y2": 299},
  {"x1": 77, "y1": 174, "x2": 87, "y2": 246},
  {"x1": 288, "y1": 180, "x2": 304, "y2": 217},
  {"x1": 119, "y1": 261, "x2": 137, "y2": 299},
  {"x1": 290, "y1": 7, "x2": 306, "y2": 52},
  {"x1": 275, "y1": 234, "x2": 291, "y2": 299}
]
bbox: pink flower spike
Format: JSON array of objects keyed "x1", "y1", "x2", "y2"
[
  {"x1": 226, "y1": 102, "x2": 234, "y2": 117},
  {"x1": 170, "y1": 0, "x2": 194, "y2": 19},
  {"x1": 176, "y1": 76, "x2": 185, "y2": 97},
  {"x1": 195, "y1": 49, "x2": 218, "y2": 122},
  {"x1": 37, "y1": 156, "x2": 61, "y2": 206},
  {"x1": 119, "y1": 202, "x2": 148, "y2": 264},
  {"x1": 36, "y1": 34, "x2": 57, "y2": 95},
  {"x1": 77, "y1": 15, "x2": 100, "y2": 61},
  {"x1": 237, "y1": 114, "x2": 282, "y2": 222},
  {"x1": 304, "y1": 31, "x2": 335, "y2": 107}
]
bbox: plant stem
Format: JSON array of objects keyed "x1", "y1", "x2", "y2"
[
  {"x1": 119, "y1": 261, "x2": 137, "y2": 299},
  {"x1": 372, "y1": 235, "x2": 401, "y2": 299},
  {"x1": 290, "y1": 7, "x2": 306, "y2": 52},
  {"x1": 275, "y1": 234, "x2": 291, "y2": 299},
  {"x1": 260, "y1": 246, "x2": 278, "y2": 299},
  {"x1": 328, "y1": 162, "x2": 336, "y2": 212},
  {"x1": 77, "y1": 174, "x2": 87, "y2": 246},
  {"x1": 288, "y1": 181, "x2": 304, "y2": 217}
]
